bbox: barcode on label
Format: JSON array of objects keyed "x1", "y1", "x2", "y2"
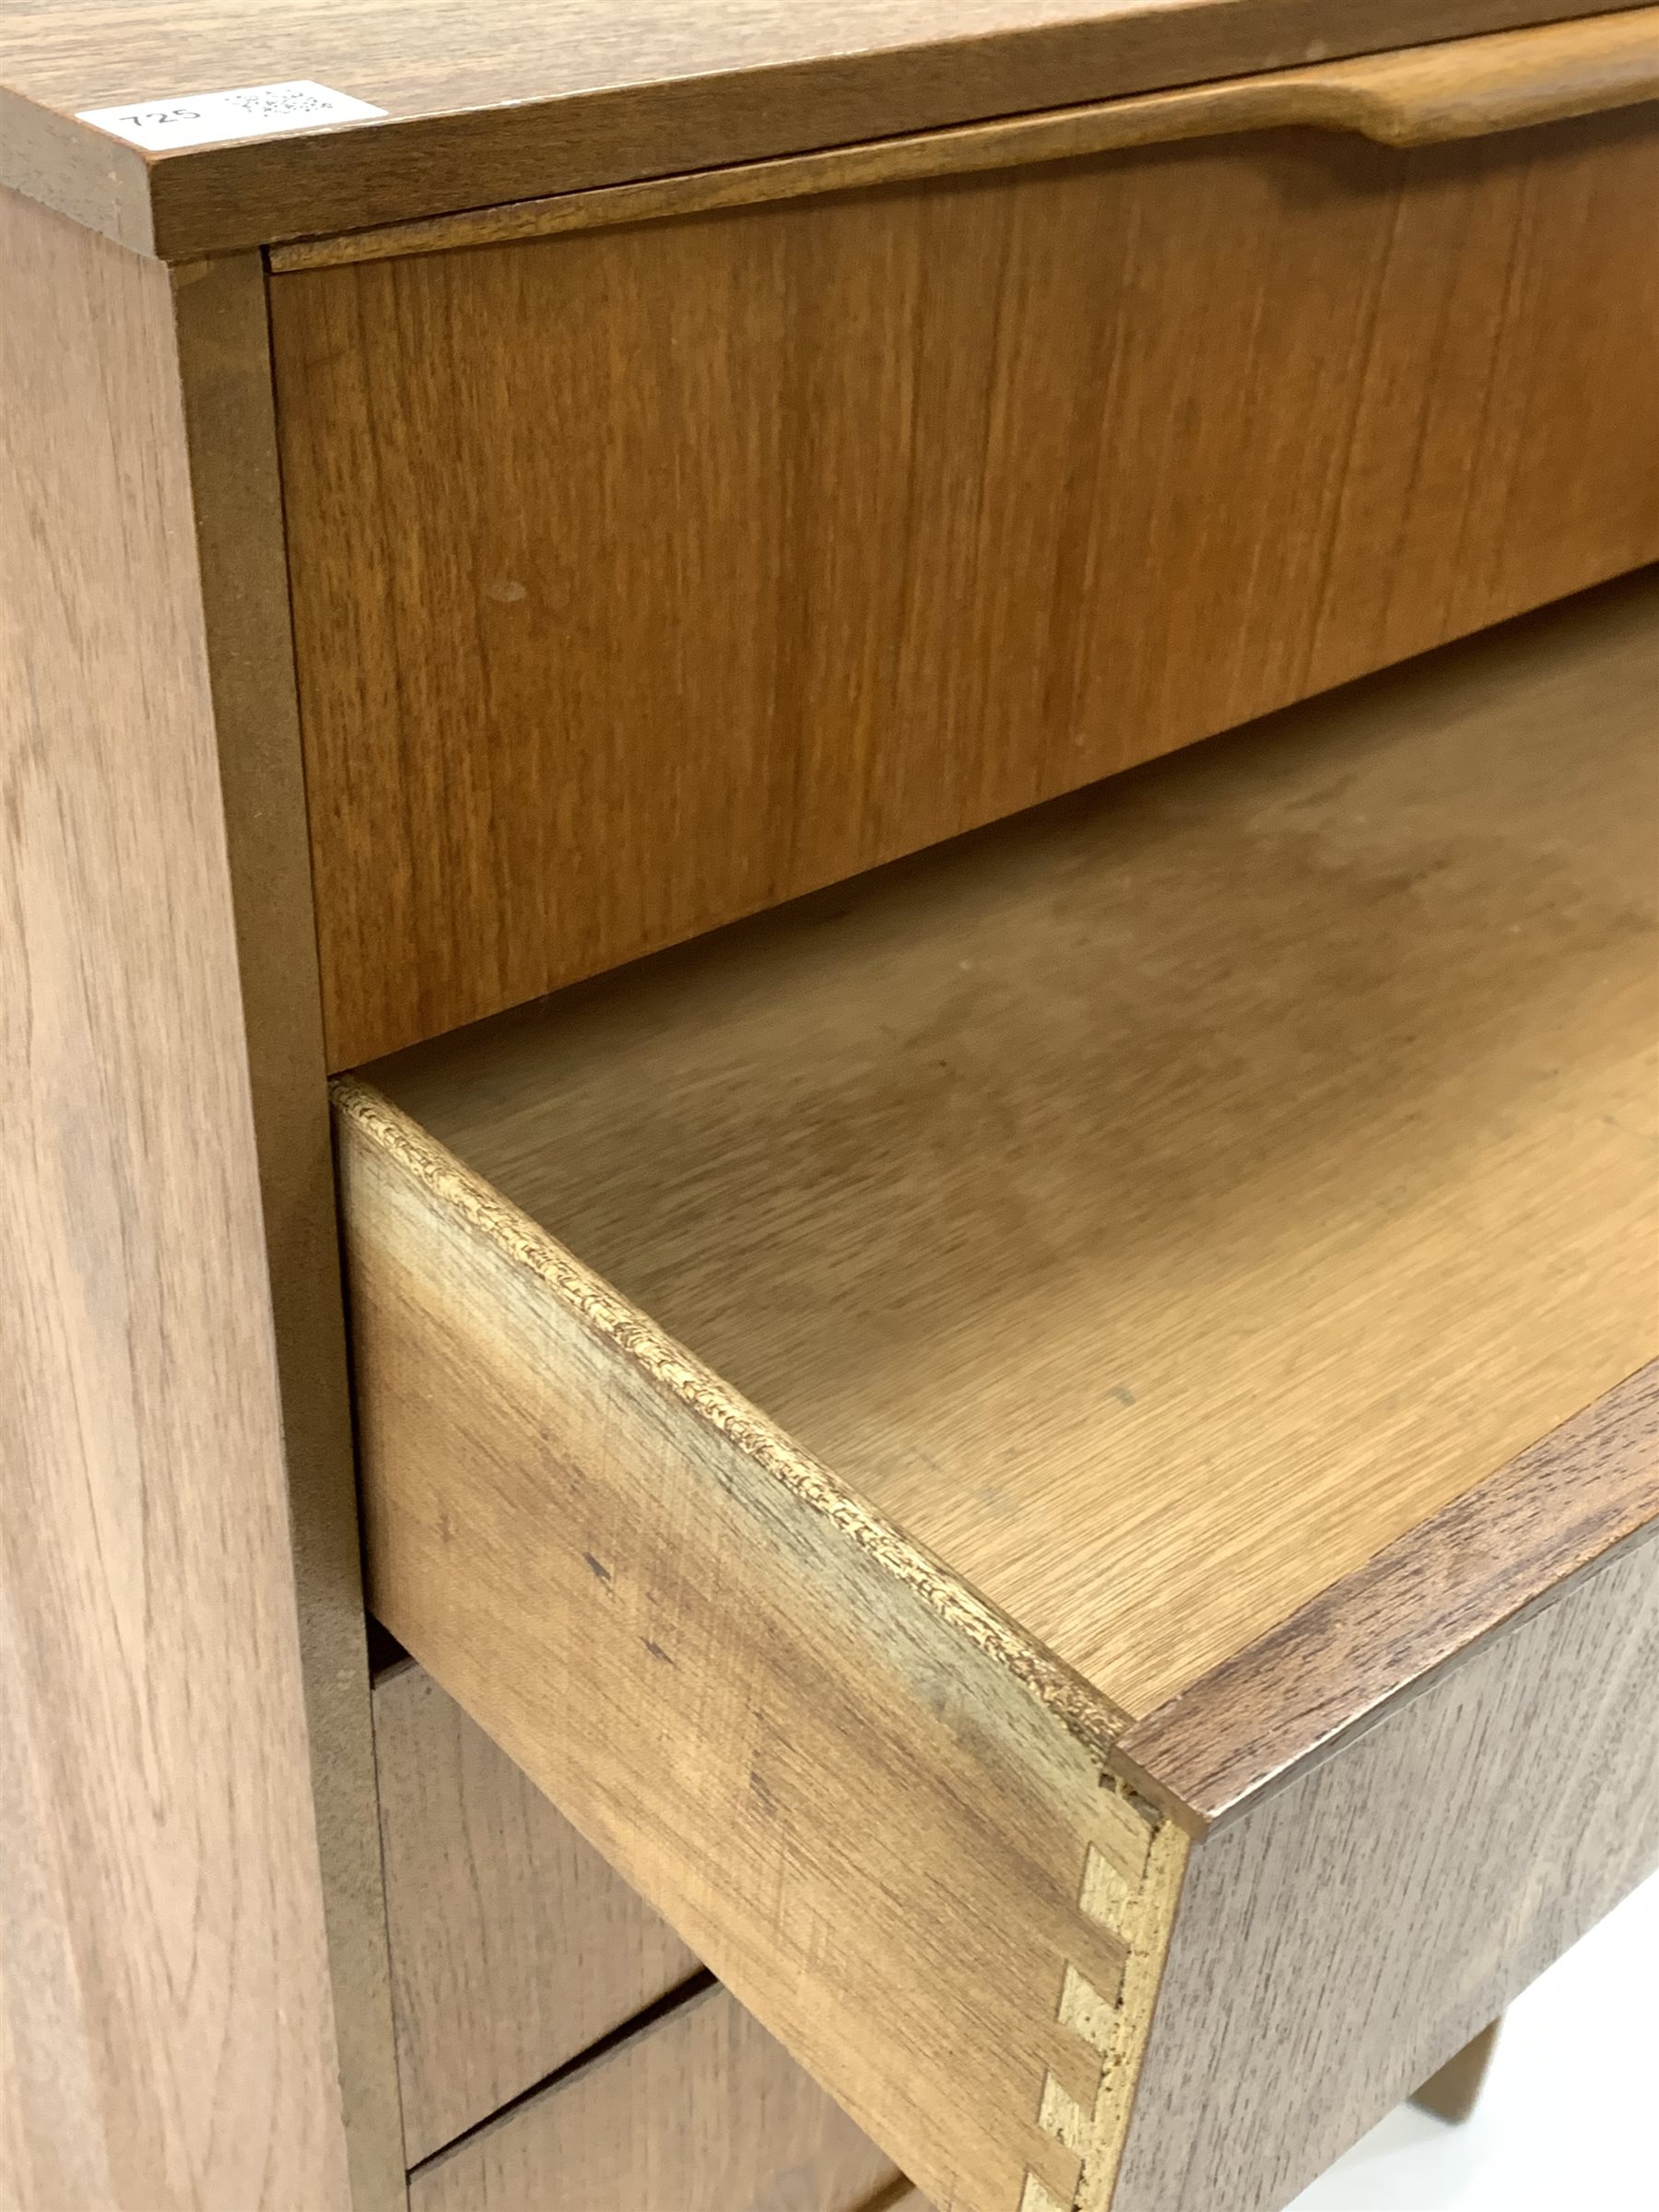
[{"x1": 77, "y1": 80, "x2": 386, "y2": 152}]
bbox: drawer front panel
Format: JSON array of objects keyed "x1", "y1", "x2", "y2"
[
  {"x1": 272, "y1": 104, "x2": 1659, "y2": 1065},
  {"x1": 373, "y1": 1660, "x2": 699, "y2": 2163},
  {"x1": 407, "y1": 1983, "x2": 900, "y2": 2212},
  {"x1": 1114, "y1": 1529, "x2": 1659, "y2": 2212}
]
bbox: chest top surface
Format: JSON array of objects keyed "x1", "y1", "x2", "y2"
[{"x1": 2, "y1": 0, "x2": 1648, "y2": 257}]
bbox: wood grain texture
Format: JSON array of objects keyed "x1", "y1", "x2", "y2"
[
  {"x1": 370, "y1": 575, "x2": 1659, "y2": 1720},
  {"x1": 1411, "y1": 2019, "x2": 1503, "y2": 2124},
  {"x1": 1300, "y1": 8, "x2": 1659, "y2": 140},
  {"x1": 1121, "y1": 1363, "x2": 1659, "y2": 1818},
  {"x1": 407, "y1": 1983, "x2": 899, "y2": 2212},
  {"x1": 170, "y1": 243, "x2": 406, "y2": 2210},
  {"x1": 3, "y1": 2, "x2": 1645, "y2": 259},
  {"x1": 336, "y1": 1077, "x2": 1191, "y2": 2212},
  {"x1": 272, "y1": 13, "x2": 1659, "y2": 272},
  {"x1": 373, "y1": 1658, "x2": 699, "y2": 2164},
  {"x1": 1112, "y1": 1535, "x2": 1659, "y2": 2212},
  {"x1": 273, "y1": 106, "x2": 1659, "y2": 1065},
  {"x1": 0, "y1": 182, "x2": 355, "y2": 2211}
]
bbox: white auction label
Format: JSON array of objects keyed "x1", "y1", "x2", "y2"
[{"x1": 77, "y1": 80, "x2": 387, "y2": 151}]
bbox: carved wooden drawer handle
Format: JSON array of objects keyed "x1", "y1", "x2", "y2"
[
  {"x1": 1244, "y1": 10, "x2": 1659, "y2": 147},
  {"x1": 269, "y1": 12, "x2": 1659, "y2": 272}
]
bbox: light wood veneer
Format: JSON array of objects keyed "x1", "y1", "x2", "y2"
[
  {"x1": 300, "y1": 52, "x2": 1654, "y2": 2198},
  {"x1": 1115, "y1": 1532, "x2": 1659, "y2": 2212},
  {"x1": 4, "y1": 0, "x2": 1645, "y2": 257},
  {"x1": 374, "y1": 1659, "x2": 699, "y2": 2163},
  {"x1": 270, "y1": 13, "x2": 1659, "y2": 275},
  {"x1": 408, "y1": 1983, "x2": 900, "y2": 2212},
  {"x1": 6, "y1": 1, "x2": 1653, "y2": 2206},
  {"x1": 365, "y1": 577, "x2": 1659, "y2": 1715},
  {"x1": 0, "y1": 181, "x2": 400, "y2": 2211},
  {"x1": 340, "y1": 576, "x2": 1659, "y2": 2210},
  {"x1": 273, "y1": 82, "x2": 1659, "y2": 1064}
]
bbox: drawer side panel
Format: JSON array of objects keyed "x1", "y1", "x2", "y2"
[{"x1": 337, "y1": 1081, "x2": 1188, "y2": 2212}]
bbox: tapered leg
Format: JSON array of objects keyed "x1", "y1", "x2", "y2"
[{"x1": 1411, "y1": 2019, "x2": 1504, "y2": 2123}]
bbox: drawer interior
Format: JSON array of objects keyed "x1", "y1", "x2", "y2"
[{"x1": 364, "y1": 573, "x2": 1658, "y2": 1720}]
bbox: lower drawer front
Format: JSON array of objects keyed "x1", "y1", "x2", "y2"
[
  {"x1": 374, "y1": 1658, "x2": 698, "y2": 2161},
  {"x1": 407, "y1": 1983, "x2": 902, "y2": 2212}
]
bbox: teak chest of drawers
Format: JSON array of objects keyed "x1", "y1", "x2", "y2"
[{"x1": 3, "y1": 5, "x2": 1657, "y2": 2210}]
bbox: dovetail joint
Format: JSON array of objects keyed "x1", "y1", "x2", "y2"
[{"x1": 1019, "y1": 1781, "x2": 1189, "y2": 2212}]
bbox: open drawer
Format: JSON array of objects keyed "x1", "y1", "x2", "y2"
[{"x1": 337, "y1": 576, "x2": 1659, "y2": 2212}]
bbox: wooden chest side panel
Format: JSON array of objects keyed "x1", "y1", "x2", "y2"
[
  {"x1": 272, "y1": 110, "x2": 1659, "y2": 1065},
  {"x1": 0, "y1": 184, "x2": 359, "y2": 2211},
  {"x1": 1112, "y1": 1530, "x2": 1659, "y2": 2212}
]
